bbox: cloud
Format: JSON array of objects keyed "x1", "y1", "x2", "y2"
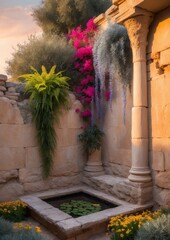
[{"x1": 0, "y1": 5, "x2": 41, "y2": 74}]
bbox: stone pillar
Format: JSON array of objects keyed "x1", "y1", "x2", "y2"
[{"x1": 124, "y1": 15, "x2": 152, "y2": 183}]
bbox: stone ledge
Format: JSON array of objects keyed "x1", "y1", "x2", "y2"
[{"x1": 20, "y1": 185, "x2": 153, "y2": 239}]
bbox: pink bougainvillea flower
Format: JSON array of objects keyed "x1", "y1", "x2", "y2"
[
  {"x1": 85, "y1": 97, "x2": 92, "y2": 103},
  {"x1": 83, "y1": 86, "x2": 95, "y2": 97},
  {"x1": 81, "y1": 78, "x2": 90, "y2": 85},
  {"x1": 105, "y1": 91, "x2": 110, "y2": 101},
  {"x1": 81, "y1": 109, "x2": 92, "y2": 118},
  {"x1": 86, "y1": 18, "x2": 97, "y2": 31},
  {"x1": 75, "y1": 108, "x2": 80, "y2": 113},
  {"x1": 83, "y1": 59, "x2": 93, "y2": 71},
  {"x1": 75, "y1": 47, "x2": 92, "y2": 59},
  {"x1": 76, "y1": 86, "x2": 82, "y2": 94}
]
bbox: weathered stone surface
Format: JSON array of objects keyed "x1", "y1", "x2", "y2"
[
  {"x1": 0, "y1": 124, "x2": 37, "y2": 147},
  {"x1": 0, "y1": 74, "x2": 7, "y2": 81},
  {"x1": 56, "y1": 128, "x2": 81, "y2": 147},
  {"x1": 17, "y1": 100, "x2": 32, "y2": 124},
  {"x1": 5, "y1": 95, "x2": 19, "y2": 101},
  {"x1": 0, "y1": 91, "x2": 4, "y2": 96},
  {"x1": 49, "y1": 175, "x2": 81, "y2": 188},
  {"x1": 19, "y1": 168, "x2": 42, "y2": 183},
  {"x1": 108, "y1": 163, "x2": 130, "y2": 178},
  {"x1": 5, "y1": 92, "x2": 19, "y2": 96},
  {"x1": 24, "y1": 180, "x2": 50, "y2": 193},
  {"x1": 0, "y1": 181, "x2": 24, "y2": 201},
  {"x1": 8, "y1": 87, "x2": 16, "y2": 92},
  {"x1": 25, "y1": 147, "x2": 41, "y2": 169},
  {"x1": 0, "y1": 86, "x2": 6, "y2": 91},
  {"x1": 0, "y1": 97, "x2": 23, "y2": 124},
  {"x1": 0, "y1": 147, "x2": 25, "y2": 170},
  {"x1": 155, "y1": 171, "x2": 170, "y2": 190},
  {"x1": 160, "y1": 48, "x2": 170, "y2": 67},
  {"x1": 148, "y1": 8, "x2": 170, "y2": 54},
  {"x1": 151, "y1": 151, "x2": 165, "y2": 171},
  {"x1": 132, "y1": 107, "x2": 148, "y2": 138},
  {"x1": 153, "y1": 186, "x2": 170, "y2": 206},
  {"x1": 0, "y1": 170, "x2": 18, "y2": 183},
  {"x1": 6, "y1": 82, "x2": 18, "y2": 88}
]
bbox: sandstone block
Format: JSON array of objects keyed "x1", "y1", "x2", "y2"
[
  {"x1": 0, "y1": 124, "x2": 37, "y2": 147},
  {"x1": 6, "y1": 82, "x2": 17, "y2": 88},
  {"x1": 23, "y1": 180, "x2": 50, "y2": 193},
  {"x1": 25, "y1": 147, "x2": 41, "y2": 169},
  {"x1": 155, "y1": 171, "x2": 170, "y2": 190},
  {"x1": 0, "y1": 86, "x2": 6, "y2": 91},
  {"x1": 0, "y1": 170, "x2": 18, "y2": 183},
  {"x1": 56, "y1": 128, "x2": 81, "y2": 147},
  {"x1": 0, "y1": 74, "x2": 7, "y2": 81},
  {"x1": 19, "y1": 168, "x2": 42, "y2": 183},
  {"x1": 0, "y1": 97, "x2": 23, "y2": 124},
  {"x1": 5, "y1": 95, "x2": 18, "y2": 101},
  {"x1": 67, "y1": 109, "x2": 83, "y2": 129},
  {"x1": 0, "y1": 181, "x2": 24, "y2": 202},
  {"x1": 0, "y1": 91, "x2": 4, "y2": 96},
  {"x1": 153, "y1": 186, "x2": 170, "y2": 207},
  {"x1": 163, "y1": 104, "x2": 170, "y2": 137},
  {"x1": 160, "y1": 48, "x2": 170, "y2": 67},
  {"x1": 7, "y1": 87, "x2": 16, "y2": 92},
  {"x1": 5, "y1": 92, "x2": 19, "y2": 96},
  {"x1": 50, "y1": 175, "x2": 80, "y2": 188},
  {"x1": 165, "y1": 152, "x2": 170, "y2": 170},
  {"x1": 52, "y1": 146, "x2": 82, "y2": 176},
  {"x1": 151, "y1": 151, "x2": 165, "y2": 171},
  {"x1": 0, "y1": 147, "x2": 25, "y2": 170}
]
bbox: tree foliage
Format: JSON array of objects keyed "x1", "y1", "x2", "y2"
[
  {"x1": 33, "y1": 0, "x2": 112, "y2": 35},
  {"x1": 6, "y1": 35, "x2": 75, "y2": 80}
]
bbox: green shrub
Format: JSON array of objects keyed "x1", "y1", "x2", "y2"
[
  {"x1": 6, "y1": 35, "x2": 75, "y2": 81},
  {"x1": 0, "y1": 200, "x2": 27, "y2": 222},
  {"x1": 0, "y1": 217, "x2": 13, "y2": 236},
  {"x1": 135, "y1": 214, "x2": 170, "y2": 240},
  {"x1": 0, "y1": 229, "x2": 45, "y2": 240},
  {"x1": 78, "y1": 125, "x2": 104, "y2": 156},
  {"x1": 160, "y1": 207, "x2": 170, "y2": 215}
]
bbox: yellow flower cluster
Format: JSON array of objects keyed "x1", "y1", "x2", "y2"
[
  {"x1": 0, "y1": 200, "x2": 27, "y2": 212},
  {"x1": 108, "y1": 210, "x2": 160, "y2": 240},
  {"x1": 13, "y1": 222, "x2": 41, "y2": 233}
]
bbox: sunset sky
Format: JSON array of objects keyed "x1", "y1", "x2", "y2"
[{"x1": 0, "y1": 0, "x2": 42, "y2": 75}]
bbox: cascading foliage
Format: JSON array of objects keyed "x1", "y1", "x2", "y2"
[
  {"x1": 93, "y1": 22, "x2": 133, "y2": 124},
  {"x1": 19, "y1": 65, "x2": 70, "y2": 178}
]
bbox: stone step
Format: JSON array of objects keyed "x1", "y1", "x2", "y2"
[{"x1": 83, "y1": 174, "x2": 153, "y2": 204}]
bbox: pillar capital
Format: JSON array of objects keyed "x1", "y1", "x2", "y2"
[{"x1": 124, "y1": 15, "x2": 153, "y2": 62}]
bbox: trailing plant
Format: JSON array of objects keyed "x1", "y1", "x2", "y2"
[
  {"x1": 59, "y1": 200, "x2": 101, "y2": 217},
  {"x1": 135, "y1": 214, "x2": 170, "y2": 240},
  {"x1": 93, "y1": 22, "x2": 133, "y2": 124},
  {"x1": 78, "y1": 124, "x2": 104, "y2": 156},
  {"x1": 19, "y1": 65, "x2": 70, "y2": 178},
  {"x1": 0, "y1": 200, "x2": 27, "y2": 222},
  {"x1": 107, "y1": 210, "x2": 160, "y2": 240}
]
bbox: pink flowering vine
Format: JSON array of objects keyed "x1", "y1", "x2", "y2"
[{"x1": 68, "y1": 18, "x2": 97, "y2": 124}]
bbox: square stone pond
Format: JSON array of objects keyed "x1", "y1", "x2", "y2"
[{"x1": 20, "y1": 185, "x2": 152, "y2": 240}]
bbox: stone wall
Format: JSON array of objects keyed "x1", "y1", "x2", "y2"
[
  {"x1": 147, "y1": 7, "x2": 170, "y2": 207},
  {"x1": 0, "y1": 76, "x2": 85, "y2": 201},
  {"x1": 102, "y1": 79, "x2": 133, "y2": 178}
]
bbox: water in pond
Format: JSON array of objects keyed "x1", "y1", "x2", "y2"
[{"x1": 44, "y1": 192, "x2": 118, "y2": 218}]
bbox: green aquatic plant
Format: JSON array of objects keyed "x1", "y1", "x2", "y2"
[
  {"x1": 19, "y1": 65, "x2": 70, "y2": 178},
  {"x1": 59, "y1": 200, "x2": 102, "y2": 217}
]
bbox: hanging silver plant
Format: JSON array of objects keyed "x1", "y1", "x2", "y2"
[{"x1": 93, "y1": 22, "x2": 132, "y2": 124}]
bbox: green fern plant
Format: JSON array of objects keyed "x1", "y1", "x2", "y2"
[{"x1": 19, "y1": 65, "x2": 70, "y2": 178}]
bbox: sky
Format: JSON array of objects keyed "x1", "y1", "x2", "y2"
[{"x1": 0, "y1": 0, "x2": 42, "y2": 75}]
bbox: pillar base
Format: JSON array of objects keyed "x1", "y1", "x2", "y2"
[{"x1": 128, "y1": 168, "x2": 152, "y2": 183}]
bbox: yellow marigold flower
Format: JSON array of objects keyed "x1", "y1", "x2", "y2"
[
  {"x1": 35, "y1": 226, "x2": 41, "y2": 233},
  {"x1": 120, "y1": 234, "x2": 124, "y2": 238}
]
